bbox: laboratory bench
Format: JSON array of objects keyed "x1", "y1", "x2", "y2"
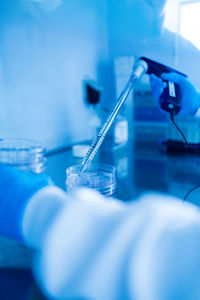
[
  {"x1": 46, "y1": 136, "x2": 200, "y2": 206},
  {"x1": 1, "y1": 134, "x2": 200, "y2": 299}
]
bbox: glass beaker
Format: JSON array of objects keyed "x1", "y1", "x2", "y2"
[
  {"x1": 0, "y1": 138, "x2": 46, "y2": 173},
  {"x1": 66, "y1": 164, "x2": 117, "y2": 197}
]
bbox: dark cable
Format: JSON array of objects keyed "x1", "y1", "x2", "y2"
[
  {"x1": 170, "y1": 111, "x2": 188, "y2": 144},
  {"x1": 170, "y1": 110, "x2": 200, "y2": 201},
  {"x1": 170, "y1": 111, "x2": 200, "y2": 154},
  {"x1": 184, "y1": 184, "x2": 200, "y2": 201}
]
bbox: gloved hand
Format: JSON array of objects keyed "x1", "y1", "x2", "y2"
[
  {"x1": 150, "y1": 72, "x2": 200, "y2": 116},
  {"x1": 0, "y1": 164, "x2": 52, "y2": 241}
]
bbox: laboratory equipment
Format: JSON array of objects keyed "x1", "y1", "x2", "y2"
[
  {"x1": 140, "y1": 57, "x2": 187, "y2": 115},
  {"x1": 150, "y1": 69, "x2": 200, "y2": 149},
  {"x1": 72, "y1": 144, "x2": 90, "y2": 158},
  {"x1": 79, "y1": 56, "x2": 186, "y2": 174},
  {"x1": 113, "y1": 56, "x2": 136, "y2": 148},
  {"x1": 0, "y1": 138, "x2": 47, "y2": 269},
  {"x1": 114, "y1": 113, "x2": 128, "y2": 145},
  {"x1": 0, "y1": 138, "x2": 46, "y2": 173},
  {"x1": 159, "y1": 139, "x2": 200, "y2": 154},
  {"x1": 79, "y1": 58, "x2": 148, "y2": 174},
  {"x1": 66, "y1": 164, "x2": 116, "y2": 196},
  {"x1": 85, "y1": 79, "x2": 102, "y2": 140}
]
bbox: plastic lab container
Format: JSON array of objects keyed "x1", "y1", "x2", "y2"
[
  {"x1": 66, "y1": 164, "x2": 117, "y2": 196},
  {"x1": 0, "y1": 138, "x2": 47, "y2": 268},
  {"x1": 0, "y1": 138, "x2": 46, "y2": 173}
]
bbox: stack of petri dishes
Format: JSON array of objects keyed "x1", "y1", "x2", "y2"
[
  {"x1": 0, "y1": 138, "x2": 46, "y2": 268},
  {"x1": 0, "y1": 138, "x2": 46, "y2": 173}
]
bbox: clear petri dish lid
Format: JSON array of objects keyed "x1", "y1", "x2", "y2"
[{"x1": 66, "y1": 164, "x2": 117, "y2": 196}]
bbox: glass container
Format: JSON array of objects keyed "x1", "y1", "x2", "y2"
[
  {"x1": 66, "y1": 164, "x2": 117, "y2": 197},
  {"x1": 0, "y1": 138, "x2": 46, "y2": 173},
  {"x1": 0, "y1": 138, "x2": 46, "y2": 269}
]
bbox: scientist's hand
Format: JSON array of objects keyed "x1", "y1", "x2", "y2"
[
  {"x1": 150, "y1": 72, "x2": 200, "y2": 116},
  {"x1": 0, "y1": 164, "x2": 52, "y2": 240}
]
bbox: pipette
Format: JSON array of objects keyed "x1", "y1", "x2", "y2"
[
  {"x1": 79, "y1": 59, "x2": 148, "y2": 174},
  {"x1": 79, "y1": 56, "x2": 186, "y2": 175}
]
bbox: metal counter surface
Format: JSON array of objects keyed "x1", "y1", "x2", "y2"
[{"x1": 1, "y1": 137, "x2": 200, "y2": 299}]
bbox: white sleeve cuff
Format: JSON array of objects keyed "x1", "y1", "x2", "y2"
[{"x1": 22, "y1": 185, "x2": 68, "y2": 249}]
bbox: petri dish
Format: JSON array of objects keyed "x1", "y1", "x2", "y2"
[
  {"x1": 66, "y1": 164, "x2": 117, "y2": 196},
  {"x1": 0, "y1": 138, "x2": 46, "y2": 173},
  {"x1": 0, "y1": 138, "x2": 47, "y2": 269}
]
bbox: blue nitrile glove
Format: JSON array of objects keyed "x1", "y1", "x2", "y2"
[
  {"x1": 150, "y1": 72, "x2": 200, "y2": 116},
  {"x1": 0, "y1": 164, "x2": 52, "y2": 241}
]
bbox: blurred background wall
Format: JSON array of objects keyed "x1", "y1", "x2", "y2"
[
  {"x1": 0, "y1": 0, "x2": 200, "y2": 149},
  {"x1": 0, "y1": 0, "x2": 109, "y2": 149}
]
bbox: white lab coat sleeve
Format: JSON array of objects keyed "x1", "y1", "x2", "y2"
[
  {"x1": 22, "y1": 188, "x2": 200, "y2": 300},
  {"x1": 22, "y1": 185, "x2": 68, "y2": 248},
  {"x1": 195, "y1": 107, "x2": 200, "y2": 118},
  {"x1": 130, "y1": 194, "x2": 200, "y2": 300},
  {"x1": 24, "y1": 0, "x2": 62, "y2": 11}
]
